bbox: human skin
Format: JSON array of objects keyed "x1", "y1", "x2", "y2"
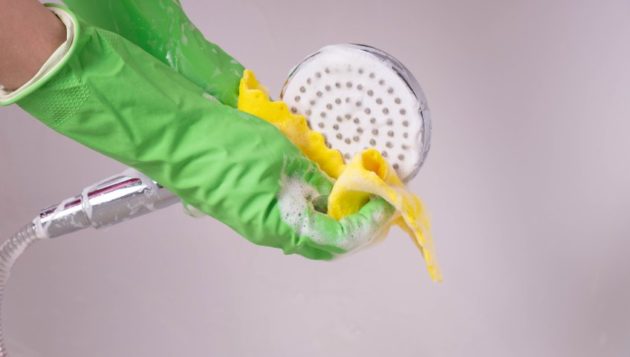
[{"x1": 0, "y1": 0, "x2": 66, "y2": 90}]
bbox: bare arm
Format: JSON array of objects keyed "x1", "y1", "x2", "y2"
[{"x1": 0, "y1": 0, "x2": 66, "y2": 90}]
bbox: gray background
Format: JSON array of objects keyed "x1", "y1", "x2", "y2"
[{"x1": 1, "y1": 0, "x2": 630, "y2": 356}]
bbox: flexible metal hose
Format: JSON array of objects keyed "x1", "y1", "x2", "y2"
[
  {"x1": 0, "y1": 170, "x2": 179, "y2": 356},
  {"x1": 0, "y1": 224, "x2": 41, "y2": 357}
]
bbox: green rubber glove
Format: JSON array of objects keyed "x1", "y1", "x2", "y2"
[
  {"x1": 61, "y1": 0, "x2": 244, "y2": 107},
  {"x1": 18, "y1": 6, "x2": 395, "y2": 259}
]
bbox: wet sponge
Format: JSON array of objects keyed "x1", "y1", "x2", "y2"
[{"x1": 237, "y1": 59, "x2": 441, "y2": 281}]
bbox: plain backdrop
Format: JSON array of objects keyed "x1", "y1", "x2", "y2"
[{"x1": 1, "y1": 0, "x2": 630, "y2": 356}]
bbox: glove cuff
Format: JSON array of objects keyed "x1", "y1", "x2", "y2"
[{"x1": 0, "y1": 4, "x2": 79, "y2": 106}]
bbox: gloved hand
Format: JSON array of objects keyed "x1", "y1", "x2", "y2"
[
  {"x1": 60, "y1": 0, "x2": 244, "y2": 108},
  {"x1": 15, "y1": 5, "x2": 396, "y2": 260}
]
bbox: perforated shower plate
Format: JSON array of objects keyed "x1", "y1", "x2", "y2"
[{"x1": 281, "y1": 44, "x2": 431, "y2": 182}]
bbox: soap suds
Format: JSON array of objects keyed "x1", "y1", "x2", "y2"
[{"x1": 277, "y1": 175, "x2": 390, "y2": 252}]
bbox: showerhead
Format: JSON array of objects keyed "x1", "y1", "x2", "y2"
[{"x1": 281, "y1": 44, "x2": 431, "y2": 182}]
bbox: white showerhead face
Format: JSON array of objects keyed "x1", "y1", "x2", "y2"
[{"x1": 281, "y1": 44, "x2": 431, "y2": 182}]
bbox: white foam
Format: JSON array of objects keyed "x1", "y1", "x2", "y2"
[
  {"x1": 277, "y1": 175, "x2": 319, "y2": 237},
  {"x1": 277, "y1": 175, "x2": 393, "y2": 253}
]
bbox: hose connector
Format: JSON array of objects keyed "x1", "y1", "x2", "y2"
[{"x1": 37, "y1": 170, "x2": 179, "y2": 239}]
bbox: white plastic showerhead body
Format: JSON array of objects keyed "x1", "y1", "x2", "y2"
[{"x1": 281, "y1": 44, "x2": 431, "y2": 182}]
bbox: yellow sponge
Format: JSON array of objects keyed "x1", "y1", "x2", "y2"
[
  {"x1": 329, "y1": 149, "x2": 441, "y2": 281},
  {"x1": 238, "y1": 70, "x2": 346, "y2": 179}
]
